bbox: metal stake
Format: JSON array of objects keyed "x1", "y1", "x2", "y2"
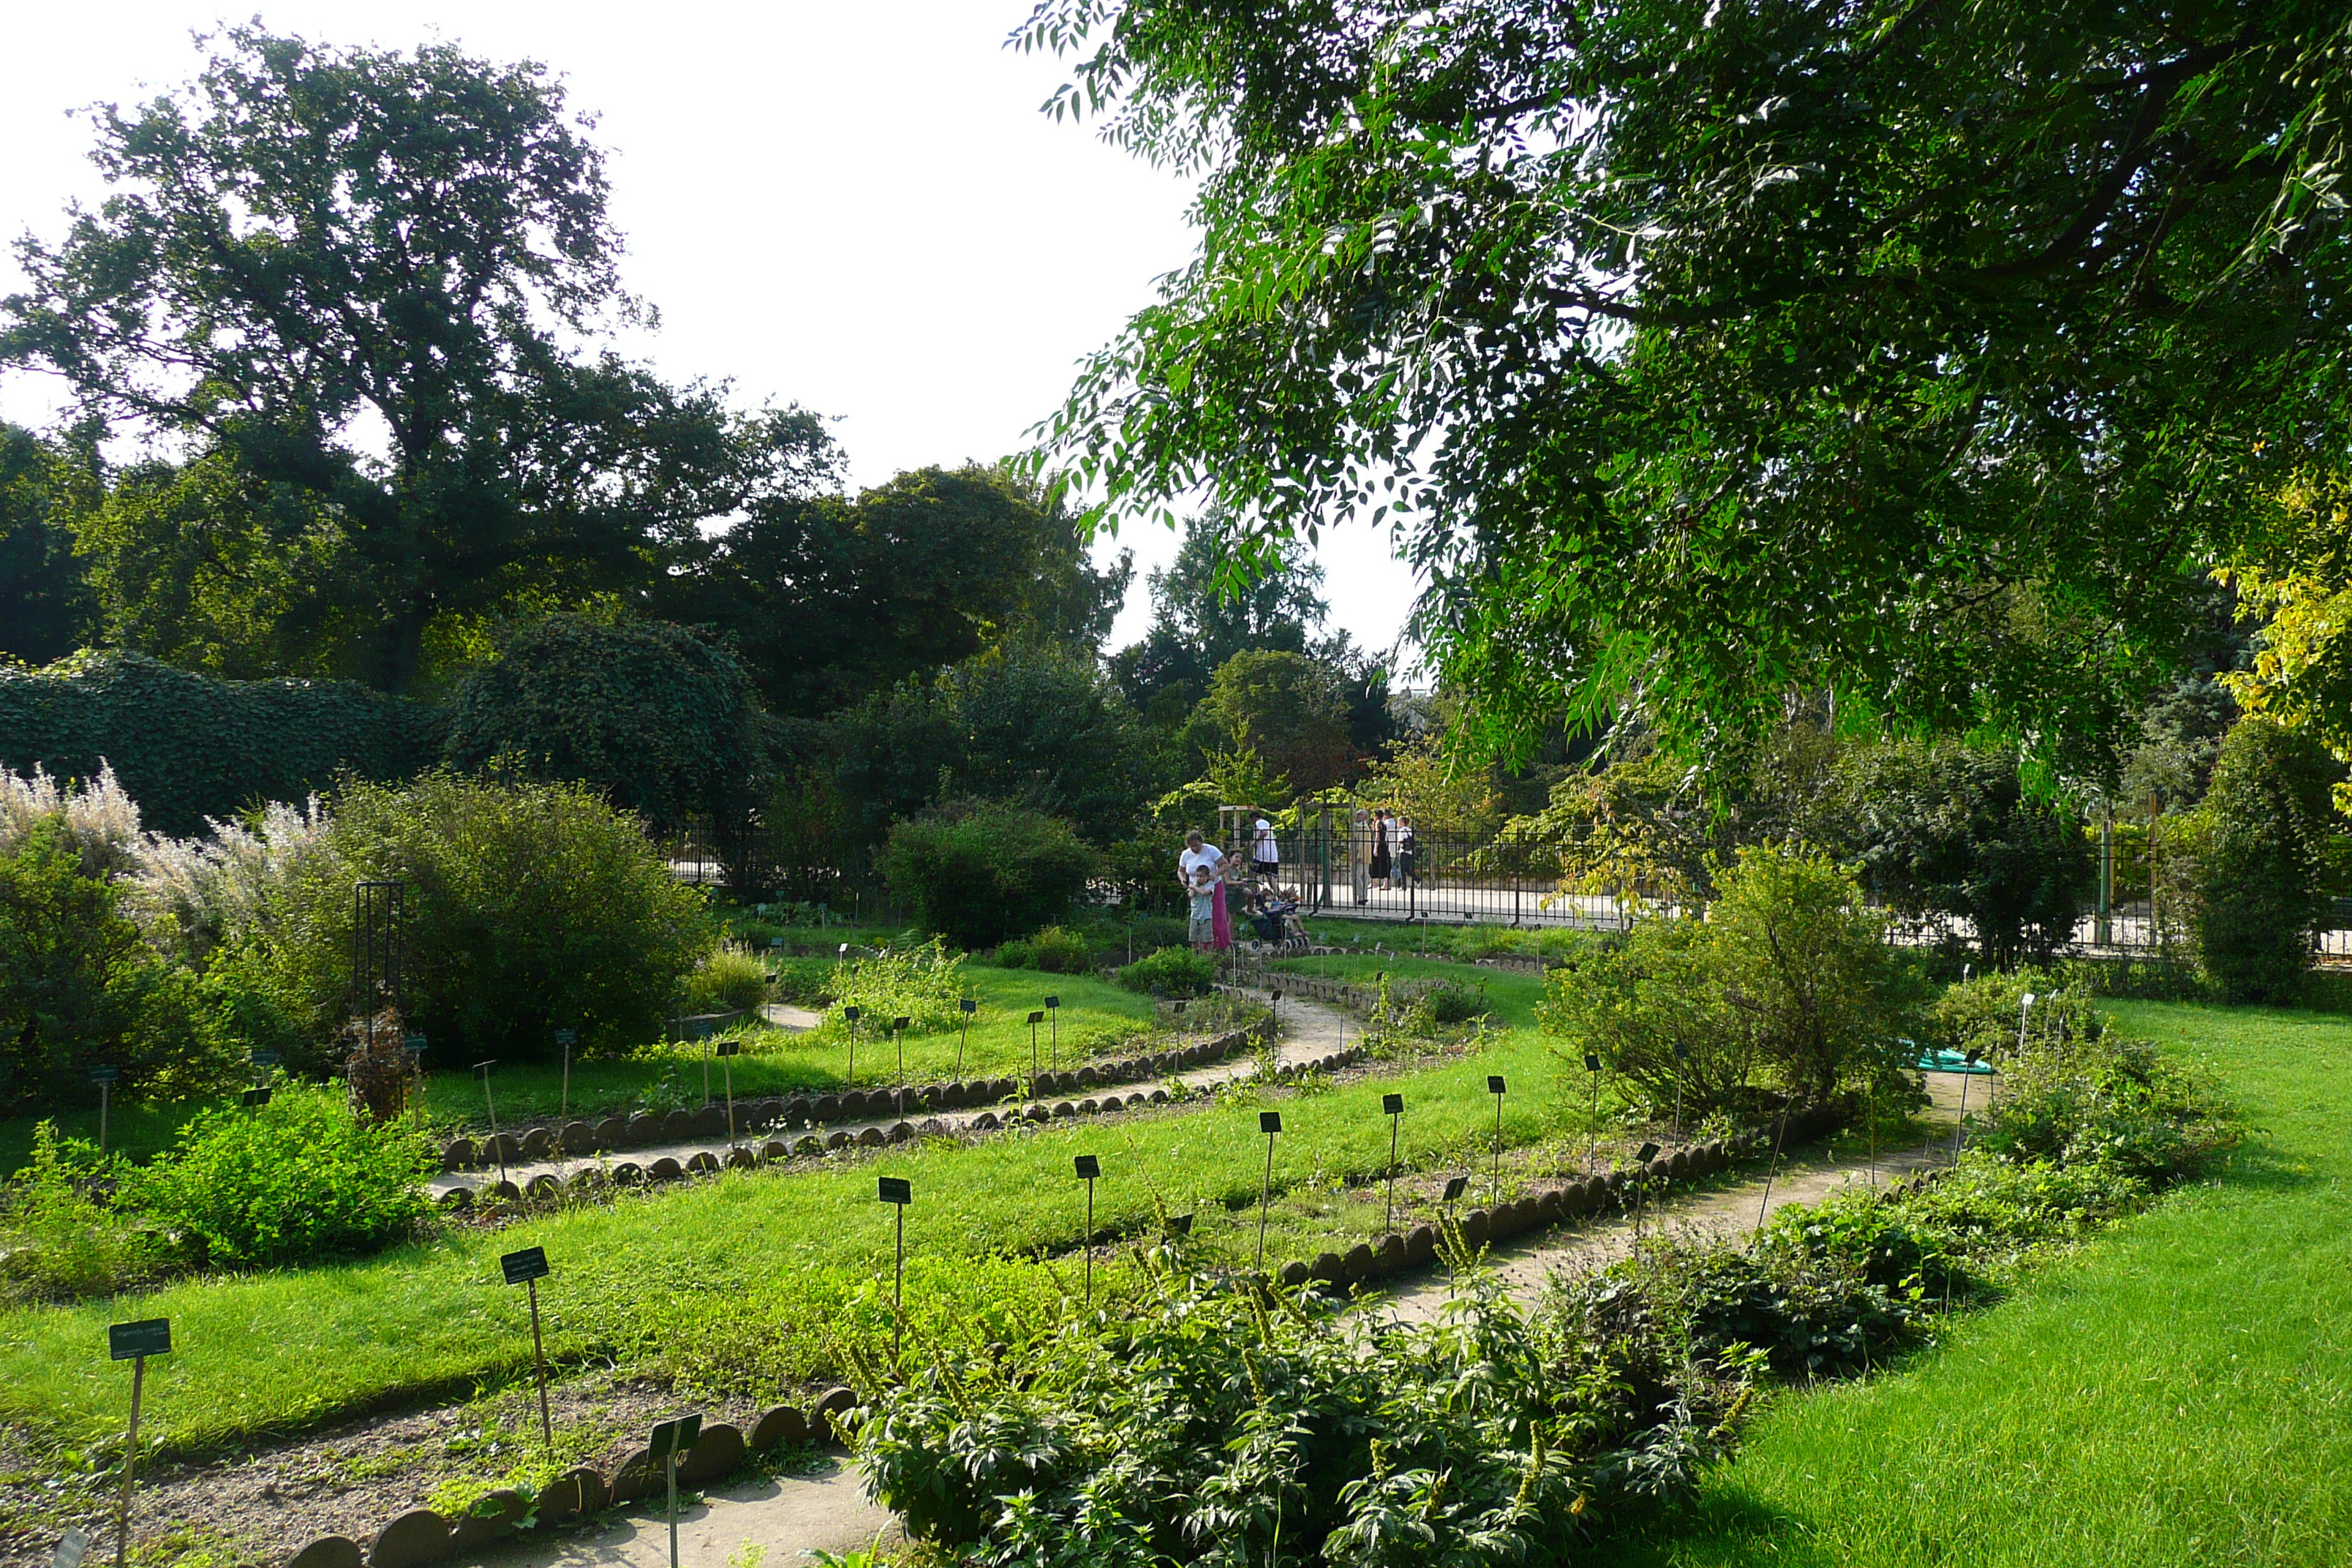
[
  {"x1": 557, "y1": 1028, "x2": 576, "y2": 1120},
  {"x1": 1046, "y1": 995, "x2": 1060, "y2": 1066},
  {"x1": 1487, "y1": 1075, "x2": 1507, "y2": 1205},
  {"x1": 116, "y1": 1357, "x2": 143, "y2": 1568},
  {"x1": 1256, "y1": 1111, "x2": 1281, "y2": 1273},
  {"x1": 1754, "y1": 1095, "x2": 1793, "y2": 1233},
  {"x1": 1672, "y1": 1042, "x2": 1687, "y2": 1137},
  {"x1": 1952, "y1": 1048, "x2": 1982, "y2": 1164},
  {"x1": 1028, "y1": 1011, "x2": 1045, "y2": 1098},
  {"x1": 957, "y1": 997, "x2": 975, "y2": 1075},
  {"x1": 475, "y1": 1061, "x2": 504, "y2": 1186},
  {"x1": 1584, "y1": 1052, "x2": 1602, "y2": 1172},
  {"x1": 1383, "y1": 1093, "x2": 1404, "y2": 1235},
  {"x1": 527, "y1": 1278, "x2": 551, "y2": 1446},
  {"x1": 844, "y1": 1006, "x2": 860, "y2": 1087},
  {"x1": 1074, "y1": 1155, "x2": 1100, "y2": 1304},
  {"x1": 878, "y1": 1176, "x2": 911, "y2": 1359}
]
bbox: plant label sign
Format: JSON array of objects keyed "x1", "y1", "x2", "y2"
[
  {"x1": 715, "y1": 1041, "x2": 741, "y2": 1059},
  {"x1": 473, "y1": 1060, "x2": 496, "y2": 1080},
  {"x1": 88, "y1": 1066, "x2": 119, "y2": 1085},
  {"x1": 500, "y1": 1246, "x2": 550, "y2": 1286},
  {"x1": 109, "y1": 1319, "x2": 170, "y2": 1361},
  {"x1": 1383, "y1": 1093, "x2": 1404, "y2": 1115},
  {"x1": 1636, "y1": 1142, "x2": 1661, "y2": 1164},
  {"x1": 554, "y1": 1030, "x2": 577, "y2": 1047},
  {"x1": 251, "y1": 1049, "x2": 280, "y2": 1067},
  {"x1": 1073, "y1": 1155, "x2": 1100, "y2": 1180},
  {"x1": 843, "y1": 1006, "x2": 862, "y2": 1022},
  {"x1": 1488, "y1": 1076, "x2": 1507, "y2": 1096},
  {"x1": 1259, "y1": 1111, "x2": 1283, "y2": 1134},
  {"x1": 1026, "y1": 1010, "x2": 1045, "y2": 1026},
  {"x1": 1583, "y1": 1052, "x2": 1602, "y2": 1073},
  {"x1": 960, "y1": 998, "x2": 976, "y2": 1014},
  {"x1": 51, "y1": 1526, "x2": 90, "y2": 1568},
  {"x1": 1165, "y1": 1213, "x2": 1194, "y2": 1237},
  {"x1": 1441, "y1": 1175, "x2": 1469, "y2": 1202},
  {"x1": 1044, "y1": 995, "x2": 1060, "y2": 1010},
  {"x1": 241, "y1": 1088, "x2": 271, "y2": 1108},
  {"x1": 402, "y1": 1034, "x2": 427, "y2": 1052},
  {"x1": 647, "y1": 1413, "x2": 703, "y2": 1460},
  {"x1": 891, "y1": 1015, "x2": 909, "y2": 1033},
  {"x1": 878, "y1": 1176, "x2": 911, "y2": 1206}
]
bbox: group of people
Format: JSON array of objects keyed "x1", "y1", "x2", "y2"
[
  {"x1": 1367, "y1": 807, "x2": 1418, "y2": 891},
  {"x1": 1178, "y1": 817, "x2": 1299, "y2": 951}
]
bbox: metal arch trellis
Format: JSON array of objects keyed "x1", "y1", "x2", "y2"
[{"x1": 353, "y1": 881, "x2": 407, "y2": 1108}]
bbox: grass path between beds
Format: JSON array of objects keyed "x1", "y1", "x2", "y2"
[{"x1": 1610, "y1": 1000, "x2": 2352, "y2": 1568}]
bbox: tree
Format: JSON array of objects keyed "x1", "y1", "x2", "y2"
[
  {"x1": 879, "y1": 801, "x2": 1101, "y2": 947},
  {"x1": 1200, "y1": 649, "x2": 1356, "y2": 796},
  {"x1": 1109, "y1": 510, "x2": 1328, "y2": 717},
  {"x1": 440, "y1": 614, "x2": 764, "y2": 840},
  {"x1": 0, "y1": 426, "x2": 95, "y2": 666},
  {"x1": 1022, "y1": 0, "x2": 2350, "y2": 773},
  {"x1": 664, "y1": 464, "x2": 1057, "y2": 718},
  {"x1": 2, "y1": 28, "x2": 835, "y2": 693},
  {"x1": 2194, "y1": 718, "x2": 2339, "y2": 1003},
  {"x1": 831, "y1": 642, "x2": 1157, "y2": 845},
  {"x1": 2222, "y1": 472, "x2": 2352, "y2": 814}
]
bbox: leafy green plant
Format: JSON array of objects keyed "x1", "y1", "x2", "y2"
[
  {"x1": 683, "y1": 944, "x2": 769, "y2": 1016},
  {"x1": 994, "y1": 924, "x2": 1093, "y2": 974},
  {"x1": 0, "y1": 1123, "x2": 167, "y2": 1304},
  {"x1": 880, "y1": 800, "x2": 1100, "y2": 947},
  {"x1": 1115, "y1": 945, "x2": 1215, "y2": 998},
  {"x1": 2195, "y1": 717, "x2": 2340, "y2": 1002},
  {"x1": 804, "y1": 938, "x2": 969, "y2": 1038},
  {"x1": 125, "y1": 1081, "x2": 436, "y2": 1268}
]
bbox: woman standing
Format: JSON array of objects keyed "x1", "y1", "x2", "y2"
[{"x1": 1370, "y1": 808, "x2": 1392, "y2": 890}]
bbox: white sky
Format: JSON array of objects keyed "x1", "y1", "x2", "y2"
[{"x1": 0, "y1": 0, "x2": 1425, "y2": 663}]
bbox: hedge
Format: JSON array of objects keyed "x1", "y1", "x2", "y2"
[{"x1": 0, "y1": 652, "x2": 434, "y2": 834}]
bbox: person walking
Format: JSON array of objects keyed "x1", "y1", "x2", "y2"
[
  {"x1": 1396, "y1": 814, "x2": 1418, "y2": 889},
  {"x1": 1370, "y1": 808, "x2": 1392, "y2": 890}
]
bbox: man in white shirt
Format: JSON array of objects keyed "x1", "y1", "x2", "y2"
[{"x1": 1251, "y1": 815, "x2": 1279, "y2": 881}]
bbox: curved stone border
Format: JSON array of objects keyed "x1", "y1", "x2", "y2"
[
  {"x1": 290, "y1": 1390, "x2": 859, "y2": 1568},
  {"x1": 442, "y1": 1021, "x2": 1275, "y2": 1172},
  {"x1": 437, "y1": 1037, "x2": 1372, "y2": 1210}
]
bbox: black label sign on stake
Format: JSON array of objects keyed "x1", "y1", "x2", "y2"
[
  {"x1": 715, "y1": 1041, "x2": 741, "y2": 1059},
  {"x1": 554, "y1": 1029, "x2": 577, "y2": 1047},
  {"x1": 1026, "y1": 1009, "x2": 1044, "y2": 1025},
  {"x1": 1441, "y1": 1175, "x2": 1469, "y2": 1203},
  {"x1": 648, "y1": 1411, "x2": 702, "y2": 1460},
  {"x1": 251, "y1": 1049, "x2": 281, "y2": 1068},
  {"x1": 88, "y1": 1066, "x2": 119, "y2": 1085},
  {"x1": 1073, "y1": 1155, "x2": 1100, "y2": 1179},
  {"x1": 878, "y1": 1176, "x2": 911, "y2": 1205},
  {"x1": 108, "y1": 1319, "x2": 170, "y2": 1360},
  {"x1": 402, "y1": 1034, "x2": 427, "y2": 1052},
  {"x1": 500, "y1": 1246, "x2": 550, "y2": 1286},
  {"x1": 241, "y1": 1088, "x2": 271, "y2": 1108},
  {"x1": 1164, "y1": 1212, "x2": 1194, "y2": 1237},
  {"x1": 960, "y1": 998, "x2": 976, "y2": 1014},
  {"x1": 1488, "y1": 1075, "x2": 1507, "y2": 1095},
  {"x1": 1383, "y1": 1093, "x2": 1404, "y2": 1115},
  {"x1": 1259, "y1": 1110, "x2": 1283, "y2": 1134}
]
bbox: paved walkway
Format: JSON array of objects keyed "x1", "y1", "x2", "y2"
[{"x1": 451, "y1": 1007, "x2": 1965, "y2": 1568}]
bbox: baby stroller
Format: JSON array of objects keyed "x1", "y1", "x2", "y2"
[{"x1": 1250, "y1": 887, "x2": 1311, "y2": 954}]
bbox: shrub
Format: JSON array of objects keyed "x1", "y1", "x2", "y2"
[
  {"x1": 1115, "y1": 945, "x2": 1216, "y2": 998},
  {"x1": 2195, "y1": 717, "x2": 2340, "y2": 1002},
  {"x1": 802, "y1": 938, "x2": 969, "y2": 1039},
  {"x1": 0, "y1": 816, "x2": 231, "y2": 1107},
  {"x1": 235, "y1": 773, "x2": 715, "y2": 1065},
  {"x1": 442, "y1": 614, "x2": 765, "y2": 841},
  {"x1": 0, "y1": 1123, "x2": 167, "y2": 1304},
  {"x1": 682, "y1": 944, "x2": 769, "y2": 1015},
  {"x1": 0, "y1": 650, "x2": 431, "y2": 836},
  {"x1": 994, "y1": 924, "x2": 1091, "y2": 973},
  {"x1": 1975, "y1": 1026, "x2": 2234, "y2": 1182},
  {"x1": 1927, "y1": 968, "x2": 2104, "y2": 1059},
  {"x1": 880, "y1": 801, "x2": 1099, "y2": 948},
  {"x1": 1537, "y1": 913, "x2": 1741, "y2": 1108},
  {"x1": 125, "y1": 1082, "x2": 435, "y2": 1268}
]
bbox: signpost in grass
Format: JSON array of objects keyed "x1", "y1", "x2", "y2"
[
  {"x1": 1441, "y1": 1174, "x2": 1469, "y2": 1230},
  {"x1": 1671, "y1": 1042, "x2": 1689, "y2": 1135},
  {"x1": 1953, "y1": 1047, "x2": 1984, "y2": 1164},
  {"x1": 90, "y1": 1066, "x2": 117, "y2": 1155},
  {"x1": 1487, "y1": 1076, "x2": 1507, "y2": 1204},
  {"x1": 878, "y1": 1176, "x2": 911, "y2": 1357},
  {"x1": 717, "y1": 1041, "x2": 742, "y2": 1146},
  {"x1": 647, "y1": 1412, "x2": 703, "y2": 1568},
  {"x1": 1044, "y1": 995, "x2": 1061, "y2": 1066},
  {"x1": 473, "y1": 1061, "x2": 504, "y2": 1185},
  {"x1": 892, "y1": 1015, "x2": 911, "y2": 1118},
  {"x1": 1382, "y1": 1093, "x2": 1405, "y2": 1234},
  {"x1": 1583, "y1": 1052, "x2": 1603, "y2": 1172},
  {"x1": 1026, "y1": 1011, "x2": 1046, "y2": 1098},
  {"x1": 1164, "y1": 1211, "x2": 1194, "y2": 1239},
  {"x1": 843, "y1": 1005, "x2": 862, "y2": 1088},
  {"x1": 500, "y1": 1246, "x2": 554, "y2": 1446},
  {"x1": 107, "y1": 1317, "x2": 170, "y2": 1568},
  {"x1": 555, "y1": 1029, "x2": 577, "y2": 1119},
  {"x1": 956, "y1": 996, "x2": 976, "y2": 1075},
  {"x1": 1074, "y1": 1155, "x2": 1101, "y2": 1303},
  {"x1": 241, "y1": 1087, "x2": 271, "y2": 1109},
  {"x1": 1256, "y1": 1110, "x2": 1282, "y2": 1273},
  {"x1": 1632, "y1": 1142, "x2": 1661, "y2": 1242}
]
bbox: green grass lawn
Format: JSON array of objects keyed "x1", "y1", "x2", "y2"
[
  {"x1": 0, "y1": 954, "x2": 1658, "y2": 1455},
  {"x1": 1613, "y1": 1000, "x2": 2352, "y2": 1567}
]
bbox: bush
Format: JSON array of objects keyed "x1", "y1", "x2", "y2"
[
  {"x1": 993, "y1": 924, "x2": 1092, "y2": 973},
  {"x1": 0, "y1": 816, "x2": 230, "y2": 1108},
  {"x1": 442, "y1": 614, "x2": 765, "y2": 841},
  {"x1": 682, "y1": 944, "x2": 769, "y2": 1015},
  {"x1": 233, "y1": 773, "x2": 715, "y2": 1065},
  {"x1": 0, "y1": 650, "x2": 431, "y2": 836},
  {"x1": 1115, "y1": 945, "x2": 1216, "y2": 998},
  {"x1": 802, "y1": 938, "x2": 969, "y2": 1039},
  {"x1": 124, "y1": 1082, "x2": 435, "y2": 1268},
  {"x1": 2195, "y1": 717, "x2": 2340, "y2": 1002},
  {"x1": 1540, "y1": 847, "x2": 1919, "y2": 1113},
  {"x1": 1975, "y1": 1025, "x2": 2234, "y2": 1183},
  {"x1": 0, "y1": 1123, "x2": 167, "y2": 1304},
  {"x1": 879, "y1": 801, "x2": 1099, "y2": 948},
  {"x1": 1927, "y1": 968, "x2": 2104, "y2": 1059}
]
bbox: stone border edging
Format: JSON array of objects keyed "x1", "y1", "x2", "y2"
[
  {"x1": 282, "y1": 1390, "x2": 860, "y2": 1568},
  {"x1": 440, "y1": 1019, "x2": 1276, "y2": 1172},
  {"x1": 435, "y1": 1025, "x2": 1371, "y2": 1210}
]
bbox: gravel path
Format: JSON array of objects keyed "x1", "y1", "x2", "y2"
[{"x1": 449, "y1": 998, "x2": 1967, "y2": 1568}]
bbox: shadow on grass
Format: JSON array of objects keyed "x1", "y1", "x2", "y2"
[{"x1": 1592, "y1": 1482, "x2": 1839, "y2": 1568}]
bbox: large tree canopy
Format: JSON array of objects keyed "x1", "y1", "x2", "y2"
[
  {"x1": 1022, "y1": 0, "x2": 2351, "y2": 774},
  {"x1": 1, "y1": 28, "x2": 834, "y2": 693}
]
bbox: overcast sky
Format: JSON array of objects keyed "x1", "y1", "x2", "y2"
[{"x1": 0, "y1": 0, "x2": 1425, "y2": 663}]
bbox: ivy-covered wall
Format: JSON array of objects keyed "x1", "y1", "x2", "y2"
[{"x1": 0, "y1": 652, "x2": 435, "y2": 834}]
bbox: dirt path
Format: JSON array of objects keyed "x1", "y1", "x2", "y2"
[
  {"x1": 431, "y1": 997, "x2": 1355, "y2": 1200},
  {"x1": 446, "y1": 1014, "x2": 1973, "y2": 1568}
]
